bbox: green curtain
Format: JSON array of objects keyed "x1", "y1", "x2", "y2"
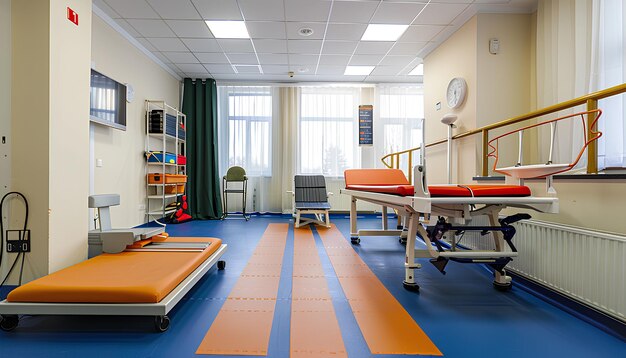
[{"x1": 182, "y1": 78, "x2": 223, "y2": 219}]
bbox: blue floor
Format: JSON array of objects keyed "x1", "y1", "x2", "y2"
[{"x1": 0, "y1": 216, "x2": 624, "y2": 357}]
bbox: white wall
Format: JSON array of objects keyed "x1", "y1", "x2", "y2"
[{"x1": 91, "y1": 14, "x2": 180, "y2": 228}]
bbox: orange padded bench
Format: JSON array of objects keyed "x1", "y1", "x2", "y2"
[
  {"x1": 8, "y1": 237, "x2": 221, "y2": 304},
  {"x1": 344, "y1": 169, "x2": 531, "y2": 197}
]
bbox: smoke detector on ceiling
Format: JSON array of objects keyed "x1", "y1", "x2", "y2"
[{"x1": 298, "y1": 27, "x2": 314, "y2": 37}]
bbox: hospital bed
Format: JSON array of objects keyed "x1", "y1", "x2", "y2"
[
  {"x1": 341, "y1": 110, "x2": 602, "y2": 292},
  {"x1": 0, "y1": 195, "x2": 227, "y2": 332}
]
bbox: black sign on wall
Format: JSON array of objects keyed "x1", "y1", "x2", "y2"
[{"x1": 359, "y1": 105, "x2": 373, "y2": 146}]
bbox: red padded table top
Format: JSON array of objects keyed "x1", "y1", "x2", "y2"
[{"x1": 344, "y1": 169, "x2": 530, "y2": 197}]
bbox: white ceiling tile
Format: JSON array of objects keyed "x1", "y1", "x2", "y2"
[
  {"x1": 235, "y1": 65, "x2": 261, "y2": 74},
  {"x1": 288, "y1": 40, "x2": 322, "y2": 54},
  {"x1": 103, "y1": 0, "x2": 160, "y2": 19},
  {"x1": 182, "y1": 38, "x2": 221, "y2": 52},
  {"x1": 285, "y1": 22, "x2": 327, "y2": 40},
  {"x1": 147, "y1": 38, "x2": 189, "y2": 51},
  {"x1": 322, "y1": 41, "x2": 358, "y2": 55},
  {"x1": 339, "y1": 75, "x2": 366, "y2": 81},
  {"x1": 349, "y1": 54, "x2": 384, "y2": 65},
  {"x1": 227, "y1": 53, "x2": 259, "y2": 65},
  {"x1": 152, "y1": 52, "x2": 173, "y2": 63},
  {"x1": 413, "y1": 3, "x2": 469, "y2": 25},
  {"x1": 114, "y1": 19, "x2": 142, "y2": 37},
  {"x1": 315, "y1": 65, "x2": 346, "y2": 75},
  {"x1": 379, "y1": 55, "x2": 416, "y2": 67},
  {"x1": 239, "y1": 0, "x2": 285, "y2": 21},
  {"x1": 284, "y1": 0, "x2": 332, "y2": 22},
  {"x1": 371, "y1": 2, "x2": 426, "y2": 24},
  {"x1": 165, "y1": 20, "x2": 213, "y2": 38},
  {"x1": 94, "y1": 0, "x2": 121, "y2": 18},
  {"x1": 205, "y1": 64, "x2": 235, "y2": 74},
  {"x1": 398, "y1": 25, "x2": 446, "y2": 42},
  {"x1": 176, "y1": 63, "x2": 208, "y2": 72},
  {"x1": 192, "y1": 0, "x2": 242, "y2": 20},
  {"x1": 218, "y1": 39, "x2": 255, "y2": 53},
  {"x1": 388, "y1": 42, "x2": 428, "y2": 55},
  {"x1": 196, "y1": 52, "x2": 230, "y2": 63},
  {"x1": 330, "y1": 1, "x2": 378, "y2": 23},
  {"x1": 257, "y1": 53, "x2": 289, "y2": 65},
  {"x1": 247, "y1": 22, "x2": 287, "y2": 39},
  {"x1": 136, "y1": 38, "x2": 158, "y2": 51},
  {"x1": 354, "y1": 41, "x2": 395, "y2": 55},
  {"x1": 262, "y1": 65, "x2": 289, "y2": 74},
  {"x1": 146, "y1": 0, "x2": 201, "y2": 20},
  {"x1": 370, "y1": 66, "x2": 401, "y2": 76},
  {"x1": 127, "y1": 19, "x2": 175, "y2": 37},
  {"x1": 409, "y1": 0, "x2": 472, "y2": 3},
  {"x1": 253, "y1": 40, "x2": 288, "y2": 53},
  {"x1": 163, "y1": 52, "x2": 199, "y2": 63},
  {"x1": 288, "y1": 54, "x2": 319, "y2": 65},
  {"x1": 325, "y1": 24, "x2": 368, "y2": 41},
  {"x1": 365, "y1": 75, "x2": 417, "y2": 83},
  {"x1": 318, "y1": 55, "x2": 351, "y2": 66}
]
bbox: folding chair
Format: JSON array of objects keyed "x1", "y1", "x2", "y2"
[
  {"x1": 222, "y1": 166, "x2": 249, "y2": 220},
  {"x1": 290, "y1": 175, "x2": 332, "y2": 228}
]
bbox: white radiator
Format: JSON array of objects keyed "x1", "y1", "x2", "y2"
[
  {"x1": 326, "y1": 179, "x2": 381, "y2": 212},
  {"x1": 453, "y1": 217, "x2": 625, "y2": 322}
]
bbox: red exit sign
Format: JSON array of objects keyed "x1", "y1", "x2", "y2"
[{"x1": 67, "y1": 7, "x2": 78, "y2": 26}]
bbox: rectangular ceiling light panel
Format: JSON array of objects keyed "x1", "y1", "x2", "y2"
[
  {"x1": 344, "y1": 65, "x2": 374, "y2": 76},
  {"x1": 409, "y1": 64, "x2": 424, "y2": 76},
  {"x1": 205, "y1": 21, "x2": 250, "y2": 39},
  {"x1": 361, "y1": 24, "x2": 409, "y2": 41}
]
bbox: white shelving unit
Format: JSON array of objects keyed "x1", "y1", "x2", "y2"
[{"x1": 145, "y1": 100, "x2": 186, "y2": 225}]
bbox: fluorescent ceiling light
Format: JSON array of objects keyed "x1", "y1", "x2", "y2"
[
  {"x1": 361, "y1": 24, "x2": 409, "y2": 41},
  {"x1": 344, "y1": 66, "x2": 374, "y2": 76},
  {"x1": 409, "y1": 64, "x2": 424, "y2": 76},
  {"x1": 205, "y1": 21, "x2": 249, "y2": 39}
]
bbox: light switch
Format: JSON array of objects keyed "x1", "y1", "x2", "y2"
[{"x1": 96, "y1": 159, "x2": 103, "y2": 167}]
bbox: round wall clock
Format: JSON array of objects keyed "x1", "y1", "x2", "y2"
[{"x1": 446, "y1": 77, "x2": 467, "y2": 109}]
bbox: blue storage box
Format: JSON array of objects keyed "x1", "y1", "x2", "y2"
[{"x1": 147, "y1": 151, "x2": 176, "y2": 164}]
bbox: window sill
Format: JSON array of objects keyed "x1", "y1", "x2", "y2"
[{"x1": 473, "y1": 173, "x2": 626, "y2": 181}]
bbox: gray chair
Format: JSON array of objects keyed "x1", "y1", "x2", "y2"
[
  {"x1": 291, "y1": 175, "x2": 332, "y2": 228},
  {"x1": 222, "y1": 166, "x2": 249, "y2": 220}
]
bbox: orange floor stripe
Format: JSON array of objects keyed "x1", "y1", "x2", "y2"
[
  {"x1": 291, "y1": 227, "x2": 347, "y2": 358},
  {"x1": 317, "y1": 225, "x2": 442, "y2": 356},
  {"x1": 196, "y1": 223, "x2": 289, "y2": 356}
]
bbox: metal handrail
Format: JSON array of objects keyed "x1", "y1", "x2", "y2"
[{"x1": 381, "y1": 82, "x2": 626, "y2": 179}]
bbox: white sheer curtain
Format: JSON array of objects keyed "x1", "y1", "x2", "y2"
[
  {"x1": 298, "y1": 87, "x2": 361, "y2": 176},
  {"x1": 217, "y1": 86, "x2": 282, "y2": 213},
  {"x1": 374, "y1": 85, "x2": 424, "y2": 174},
  {"x1": 591, "y1": 0, "x2": 626, "y2": 169}
]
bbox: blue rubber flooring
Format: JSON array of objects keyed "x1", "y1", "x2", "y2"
[{"x1": 0, "y1": 215, "x2": 624, "y2": 357}]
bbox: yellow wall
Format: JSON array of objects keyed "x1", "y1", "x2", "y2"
[
  {"x1": 91, "y1": 15, "x2": 180, "y2": 228},
  {"x1": 424, "y1": 16, "x2": 477, "y2": 184}
]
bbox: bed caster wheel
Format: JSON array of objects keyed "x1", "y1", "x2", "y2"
[
  {"x1": 0, "y1": 315, "x2": 19, "y2": 332},
  {"x1": 217, "y1": 260, "x2": 226, "y2": 270},
  {"x1": 350, "y1": 237, "x2": 360, "y2": 245},
  {"x1": 403, "y1": 281, "x2": 420, "y2": 292},
  {"x1": 493, "y1": 281, "x2": 512, "y2": 292},
  {"x1": 398, "y1": 238, "x2": 407, "y2": 245},
  {"x1": 397, "y1": 225, "x2": 403, "y2": 230},
  {"x1": 154, "y1": 315, "x2": 170, "y2": 332}
]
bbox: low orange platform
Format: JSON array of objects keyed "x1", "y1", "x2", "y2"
[{"x1": 7, "y1": 237, "x2": 222, "y2": 304}]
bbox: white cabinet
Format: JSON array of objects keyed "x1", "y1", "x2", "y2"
[{"x1": 145, "y1": 100, "x2": 187, "y2": 225}]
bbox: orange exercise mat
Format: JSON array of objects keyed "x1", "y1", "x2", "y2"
[
  {"x1": 291, "y1": 226, "x2": 347, "y2": 358},
  {"x1": 196, "y1": 223, "x2": 288, "y2": 356},
  {"x1": 317, "y1": 225, "x2": 442, "y2": 356}
]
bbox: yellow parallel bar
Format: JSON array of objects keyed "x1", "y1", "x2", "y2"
[
  {"x1": 481, "y1": 129, "x2": 489, "y2": 177},
  {"x1": 586, "y1": 99, "x2": 598, "y2": 174}
]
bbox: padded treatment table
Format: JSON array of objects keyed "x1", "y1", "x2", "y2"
[
  {"x1": 0, "y1": 237, "x2": 227, "y2": 332},
  {"x1": 341, "y1": 168, "x2": 558, "y2": 291}
]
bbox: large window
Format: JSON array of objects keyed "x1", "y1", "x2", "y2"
[
  {"x1": 218, "y1": 86, "x2": 272, "y2": 176},
  {"x1": 299, "y1": 87, "x2": 360, "y2": 176},
  {"x1": 375, "y1": 86, "x2": 424, "y2": 170}
]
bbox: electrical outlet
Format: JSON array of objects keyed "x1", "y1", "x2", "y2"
[
  {"x1": 6, "y1": 230, "x2": 31, "y2": 253},
  {"x1": 138, "y1": 204, "x2": 146, "y2": 210}
]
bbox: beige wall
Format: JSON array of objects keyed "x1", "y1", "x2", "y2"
[
  {"x1": 91, "y1": 15, "x2": 180, "y2": 228},
  {"x1": 0, "y1": 0, "x2": 10, "y2": 199},
  {"x1": 424, "y1": 16, "x2": 477, "y2": 184},
  {"x1": 48, "y1": 0, "x2": 91, "y2": 273},
  {"x1": 11, "y1": 0, "x2": 91, "y2": 281}
]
